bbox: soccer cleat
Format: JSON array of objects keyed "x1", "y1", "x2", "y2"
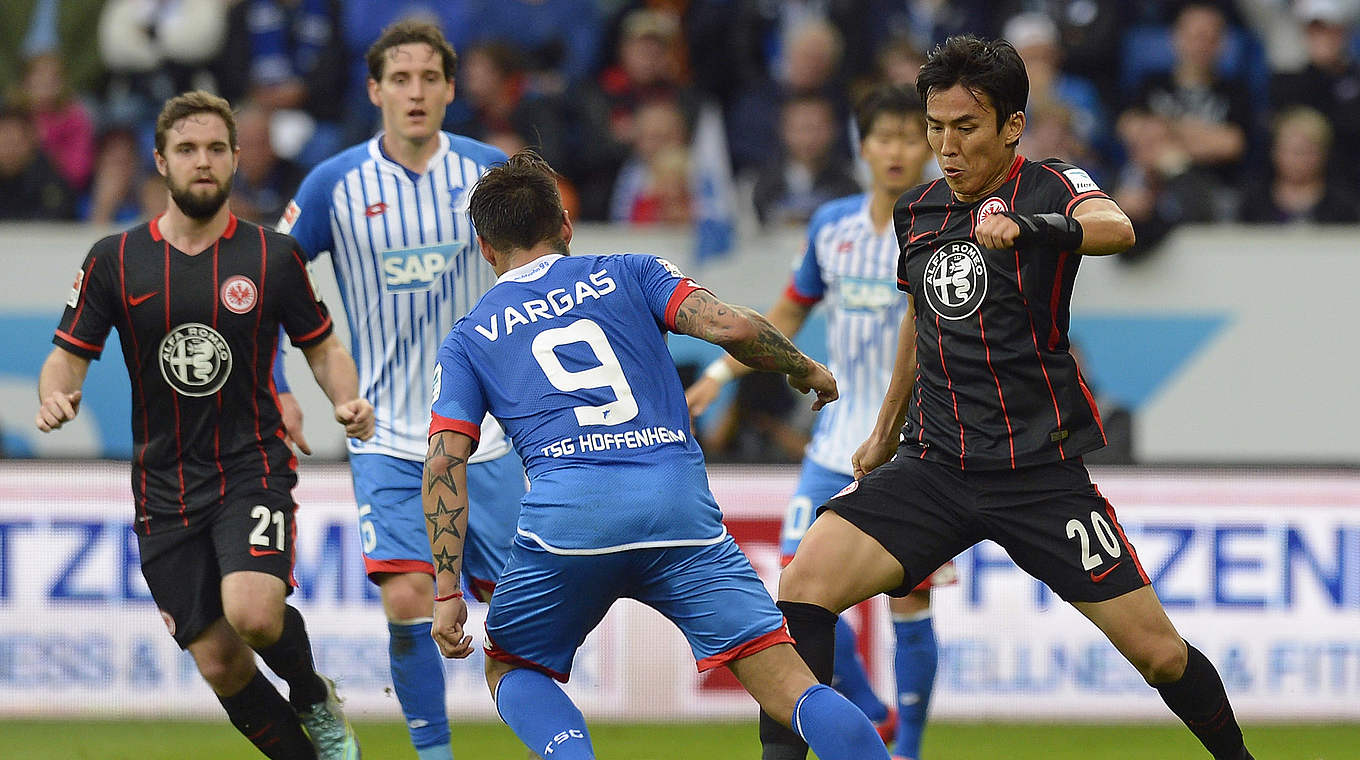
[
  {"x1": 299, "y1": 674, "x2": 361, "y2": 760},
  {"x1": 875, "y1": 707, "x2": 898, "y2": 744}
]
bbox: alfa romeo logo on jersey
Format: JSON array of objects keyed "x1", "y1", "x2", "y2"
[
  {"x1": 977, "y1": 197, "x2": 1008, "y2": 226},
  {"x1": 221, "y1": 275, "x2": 258, "y2": 314},
  {"x1": 159, "y1": 323, "x2": 233, "y2": 397},
  {"x1": 923, "y1": 241, "x2": 987, "y2": 320}
]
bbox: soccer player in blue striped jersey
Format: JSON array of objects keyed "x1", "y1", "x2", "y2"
[
  {"x1": 273, "y1": 21, "x2": 522, "y2": 760},
  {"x1": 687, "y1": 85, "x2": 944, "y2": 760},
  {"x1": 422, "y1": 150, "x2": 890, "y2": 760}
]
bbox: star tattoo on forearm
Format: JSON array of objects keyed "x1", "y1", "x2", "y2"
[
  {"x1": 425, "y1": 437, "x2": 464, "y2": 495},
  {"x1": 433, "y1": 547, "x2": 459, "y2": 576},
  {"x1": 425, "y1": 496, "x2": 464, "y2": 543}
]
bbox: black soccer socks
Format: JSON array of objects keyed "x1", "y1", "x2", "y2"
[
  {"x1": 256, "y1": 604, "x2": 328, "y2": 710},
  {"x1": 759, "y1": 600, "x2": 840, "y2": 760},
  {"x1": 1154, "y1": 641, "x2": 1253, "y2": 760},
  {"x1": 219, "y1": 668, "x2": 317, "y2": 760}
]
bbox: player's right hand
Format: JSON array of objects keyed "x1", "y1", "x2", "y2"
[
  {"x1": 432, "y1": 597, "x2": 473, "y2": 659},
  {"x1": 684, "y1": 376, "x2": 723, "y2": 417},
  {"x1": 851, "y1": 433, "x2": 897, "y2": 479},
  {"x1": 788, "y1": 359, "x2": 838, "y2": 411},
  {"x1": 35, "y1": 390, "x2": 81, "y2": 432},
  {"x1": 334, "y1": 398, "x2": 375, "y2": 441}
]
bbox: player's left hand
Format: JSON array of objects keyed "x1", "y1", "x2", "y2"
[
  {"x1": 432, "y1": 597, "x2": 473, "y2": 659},
  {"x1": 788, "y1": 359, "x2": 838, "y2": 411},
  {"x1": 278, "y1": 392, "x2": 312, "y2": 455},
  {"x1": 975, "y1": 213, "x2": 1021, "y2": 250},
  {"x1": 334, "y1": 399, "x2": 375, "y2": 440}
]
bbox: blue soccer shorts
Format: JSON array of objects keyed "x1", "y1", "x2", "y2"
[
  {"x1": 483, "y1": 533, "x2": 792, "y2": 682},
  {"x1": 350, "y1": 450, "x2": 525, "y2": 598},
  {"x1": 782, "y1": 457, "x2": 957, "y2": 590}
]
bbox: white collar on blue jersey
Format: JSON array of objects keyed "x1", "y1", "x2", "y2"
[
  {"x1": 497, "y1": 253, "x2": 564, "y2": 284},
  {"x1": 368, "y1": 131, "x2": 451, "y2": 181}
]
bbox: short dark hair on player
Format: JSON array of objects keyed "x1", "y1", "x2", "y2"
[
  {"x1": 854, "y1": 84, "x2": 924, "y2": 139},
  {"x1": 367, "y1": 19, "x2": 459, "y2": 82},
  {"x1": 154, "y1": 90, "x2": 237, "y2": 155},
  {"x1": 915, "y1": 35, "x2": 1028, "y2": 132},
  {"x1": 469, "y1": 150, "x2": 566, "y2": 254}
]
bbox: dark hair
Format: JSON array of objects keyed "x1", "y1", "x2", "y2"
[
  {"x1": 367, "y1": 19, "x2": 459, "y2": 82},
  {"x1": 854, "y1": 84, "x2": 924, "y2": 139},
  {"x1": 915, "y1": 35, "x2": 1028, "y2": 132},
  {"x1": 155, "y1": 90, "x2": 237, "y2": 154},
  {"x1": 469, "y1": 150, "x2": 565, "y2": 254}
]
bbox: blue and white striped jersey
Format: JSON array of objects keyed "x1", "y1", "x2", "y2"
[
  {"x1": 787, "y1": 194, "x2": 907, "y2": 476},
  {"x1": 280, "y1": 131, "x2": 511, "y2": 462},
  {"x1": 430, "y1": 253, "x2": 722, "y2": 554}
]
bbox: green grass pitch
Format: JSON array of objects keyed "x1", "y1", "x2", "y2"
[{"x1": 0, "y1": 720, "x2": 1352, "y2": 759}]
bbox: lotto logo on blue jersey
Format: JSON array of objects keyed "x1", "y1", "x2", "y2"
[{"x1": 382, "y1": 243, "x2": 465, "y2": 292}]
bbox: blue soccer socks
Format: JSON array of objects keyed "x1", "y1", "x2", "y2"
[
  {"x1": 832, "y1": 615, "x2": 889, "y2": 723},
  {"x1": 892, "y1": 613, "x2": 938, "y2": 759},
  {"x1": 495, "y1": 668, "x2": 596, "y2": 759},
  {"x1": 388, "y1": 620, "x2": 452, "y2": 752},
  {"x1": 791, "y1": 683, "x2": 891, "y2": 760}
]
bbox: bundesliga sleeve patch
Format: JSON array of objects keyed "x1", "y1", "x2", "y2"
[
  {"x1": 278, "y1": 200, "x2": 300, "y2": 234},
  {"x1": 67, "y1": 268, "x2": 84, "y2": 308},
  {"x1": 656, "y1": 257, "x2": 686, "y2": 279},
  {"x1": 1063, "y1": 168, "x2": 1099, "y2": 194}
]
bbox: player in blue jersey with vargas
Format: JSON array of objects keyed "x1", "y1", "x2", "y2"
[
  {"x1": 274, "y1": 21, "x2": 523, "y2": 760},
  {"x1": 420, "y1": 151, "x2": 890, "y2": 760},
  {"x1": 688, "y1": 85, "x2": 946, "y2": 760}
]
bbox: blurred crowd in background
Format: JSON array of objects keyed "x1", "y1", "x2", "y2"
[{"x1": 3, "y1": 0, "x2": 1360, "y2": 258}]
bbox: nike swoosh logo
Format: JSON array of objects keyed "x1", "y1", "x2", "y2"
[
  {"x1": 129, "y1": 291, "x2": 158, "y2": 306},
  {"x1": 1090, "y1": 562, "x2": 1122, "y2": 583},
  {"x1": 909, "y1": 232, "x2": 931, "y2": 243},
  {"x1": 249, "y1": 546, "x2": 283, "y2": 557}
]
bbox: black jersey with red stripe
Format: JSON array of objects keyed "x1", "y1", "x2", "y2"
[
  {"x1": 53, "y1": 214, "x2": 333, "y2": 531},
  {"x1": 892, "y1": 155, "x2": 1109, "y2": 470}
]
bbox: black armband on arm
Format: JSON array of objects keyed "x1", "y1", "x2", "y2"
[{"x1": 1000, "y1": 212, "x2": 1084, "y2": 251}]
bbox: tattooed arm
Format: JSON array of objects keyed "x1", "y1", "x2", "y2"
[
  {"x1": 673, "y1": 288, "x2": 838, "y2": 410},
  {"x1": 423, "y1": 430, "x2": 474, "y2": 659}
]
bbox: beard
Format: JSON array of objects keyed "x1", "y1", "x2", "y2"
[{"x1": 167, "y1": 174, "x2": 232, "y2": 220}]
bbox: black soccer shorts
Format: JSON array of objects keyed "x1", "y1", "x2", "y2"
[
  {"x1": 820, "y1": 449, "x2": 1148, "y2": 602},
  {"x1": 136, "y1": 488, "x2": 298, "y2": 648}
]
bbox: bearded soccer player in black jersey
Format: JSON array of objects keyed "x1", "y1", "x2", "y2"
[
  {"x1": 760, "y1": 37, "x2": 1254, "y2": 760},
  {"x1": 34, "y1": 91, "x2": 372, "y2": 760}
]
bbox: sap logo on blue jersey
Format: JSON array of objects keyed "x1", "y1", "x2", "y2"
[
  {"x1": 473, "y1": 269, "x2": 617, "y2": 341},
  {"x1": 839, "y1": 276, "x2": 899, "y2": 312},
  {"x1": 382, "y1": 242, "x2": 465, "y2": 292}
]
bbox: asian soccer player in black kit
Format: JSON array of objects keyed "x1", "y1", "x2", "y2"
[
  {"x1": 34, "y1": 91, "x2": 373, "y2": 760},
  {"x1": 760, "y1": 37, "x2": 1255, "y2": 760}
]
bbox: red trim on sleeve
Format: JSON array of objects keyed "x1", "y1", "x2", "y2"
[
  {"x1": 430, "y1": 414, "x2": 482, "y2": 441},
  {"x1": 663, "y1": 279, "x2": 707, "y2": 330},
  {"x1": 363, "y1": 557, "x2": 434, "y2": 578},
  {"x1": 1065, "y1": 190, "x2": 1109, "y2": 215},
  {"x1": 292, "y1": 316, "x2": 333, "y2": 345},
  {"x1": 53, "y1": 329, "x2": 103, "y2": 354},
  {"x1": 783, "y1": 281, "x2": 820, "y2": 307},
  {"x1": 485, "y1": 635, "x2": 571, "y2": 682},
  {"x1": 696, "y1": 624, "x2": 794, "y2": 672}
]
